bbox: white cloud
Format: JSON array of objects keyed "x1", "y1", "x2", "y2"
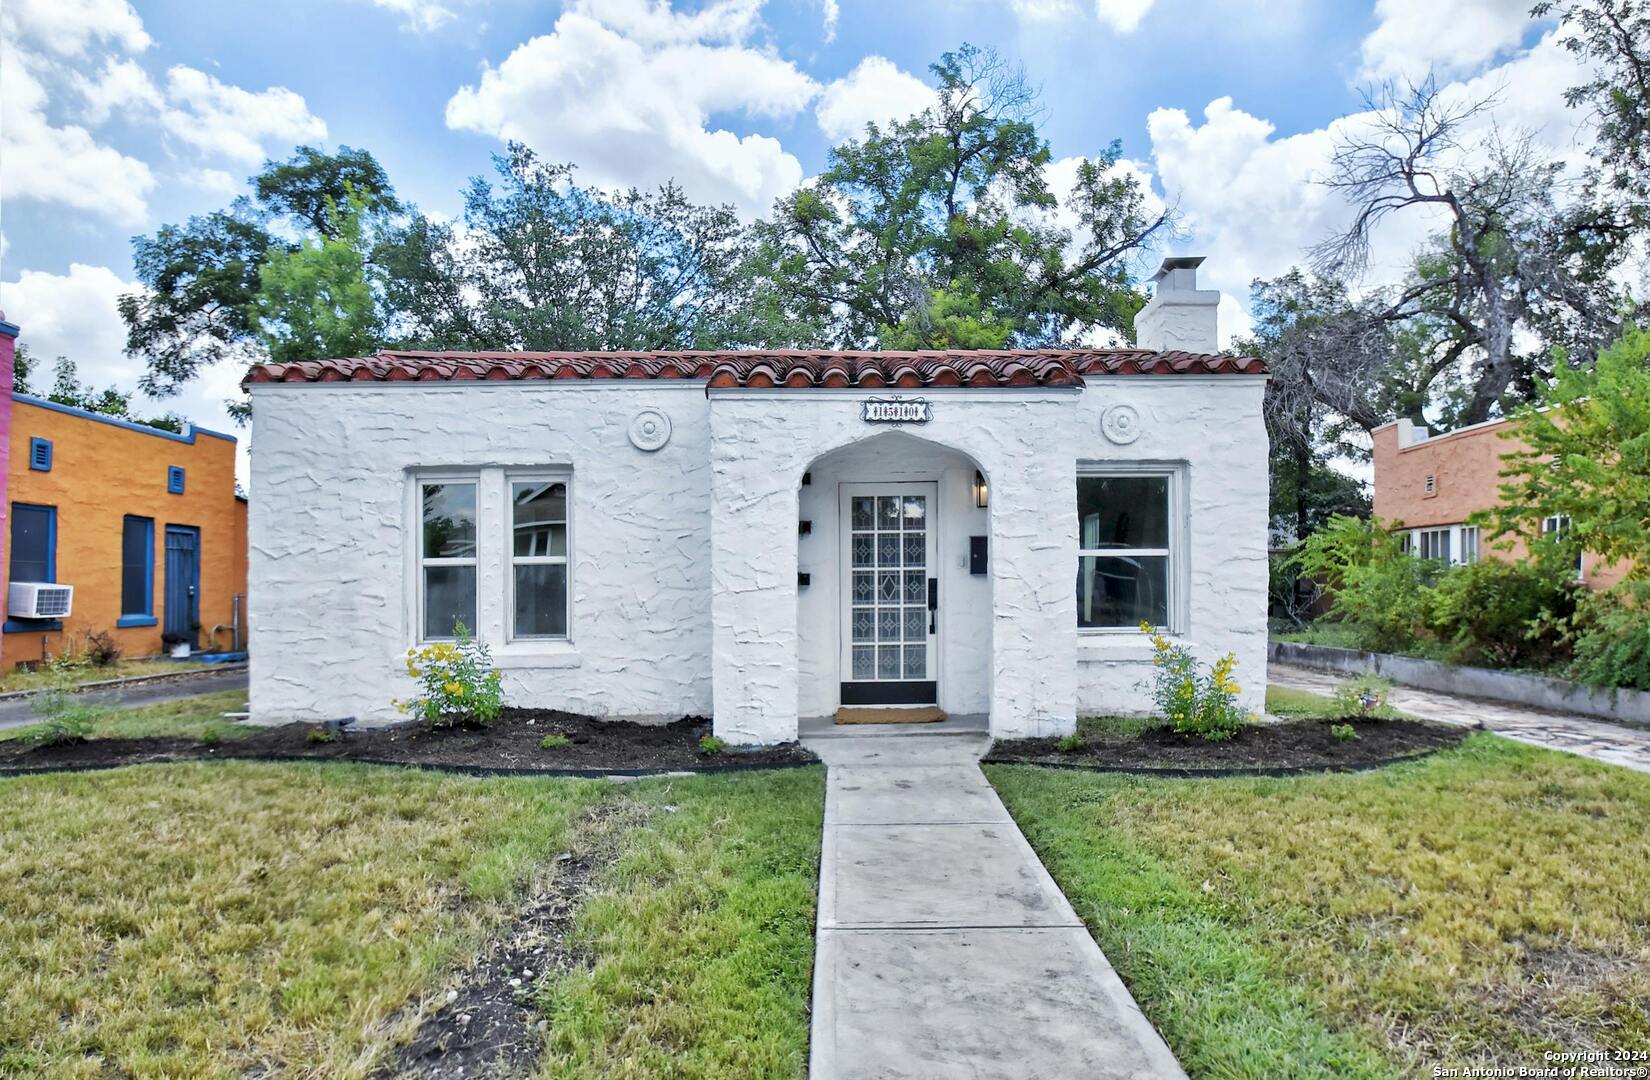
[
  {"x1": 1146, "y1": 29, "x2": 1593, "y2": 346},
  {"x1": 0, "y1": 0, "x2": 149, "y2": 57},
  {"x1": 73, "y1": 57, "x2": 165, "y2": 124},
  {"x1": 816, "y1": 57, "x2": 934, "y2": 143},
  {"x1": 1006, "y1": 0, "x2": 1079, "y2": 19},
  {"x1": 821, "y1": 0, "x2": 840, "y2": 42},
  {"x1": 0, "y1": 264, "x2": 141, "y2": 386},
  {"x1": 364, "y1": 0, "x2": 461, "y2": 32},
  {"x1": 445, "y1": 4, "x2": 818, "y2": 216},
  {"x1": 1095, "y1": 0, "x2": 1156, "y2": 33},
  {"x1": 187, "y1": 168, "x2": 242, "y2": 195},
  {"x1": 159, "y1": 66, "x2": 327, "y2": 165},
  {"x1": 1359, "y1": 0, "x2": 1539, "y2": 82},
  {"x1": 0, "y1": 47, "x2": 157, "y2": 224}
]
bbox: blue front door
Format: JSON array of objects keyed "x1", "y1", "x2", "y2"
[{"x1": 164, "y1": 526, "x2": 200, "y2": 647}]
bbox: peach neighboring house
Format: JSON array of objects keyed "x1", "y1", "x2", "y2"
[{"x1": 1372, "y1": 416, "x2": 1629, "y2": 589}]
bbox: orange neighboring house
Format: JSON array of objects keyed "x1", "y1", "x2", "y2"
[
  {"x1": 2, "y1": 388, "x2": 248, "y2": 669},
  {"x1": 1371, "y1": 416, "x2": 1629, "y2": 589}
]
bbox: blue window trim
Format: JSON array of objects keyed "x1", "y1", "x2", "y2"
[
  {"x1": 28, "y1": 437, "x2": 52, "y2": 472},
  {"x1": 121, "y1": 515, "x2": 156, "y2": 622},
  {"x1": 5, "y1": 503, "x2": 62, "y2": 634},
  {"x1": 167, "y1": 465, "x2": 186, "y2": 495}
]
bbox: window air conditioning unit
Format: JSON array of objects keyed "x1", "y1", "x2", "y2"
[{"x1": 8, "y1": 582, "x2": 73, "y2": 620}]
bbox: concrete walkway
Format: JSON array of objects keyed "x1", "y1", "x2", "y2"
[
  {"x1": 1271, "y1": 663, "x2": 1650, "y2": 774},
  {"x1": 0, "y1": 667, "x2": 249, "y2": 731},
  {"x1": 803, "y1": 731, "x2": 1185, "y2": 1080}
]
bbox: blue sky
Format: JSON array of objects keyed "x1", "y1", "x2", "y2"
[{"x1": 0, "y1": 0, "x2": 1589, "y2": 467}]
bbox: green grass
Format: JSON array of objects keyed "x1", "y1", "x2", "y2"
[
  {"x1": 540, "y1": 767, "x2": 824, "y2": 1079},
  {"x1": 0, "y1": 690, "x2": 254, "y2": 743},
  {"x1": 987, "y1": 737, "x2": 1650, "y2": 1077},
  {"x1": 0, "y1": 658, "x2": 215, "y2": 694},
  {"x1": 0, "y1": 759, "x2": 825, "y2": 1079}
]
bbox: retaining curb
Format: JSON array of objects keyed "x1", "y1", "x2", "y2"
[
  {"x1": 0, "y1": 664, "x2": 249, "y2": 703},
  {"x1": 1269, "y1": 640, "x2": 1650, "y2": 729}
]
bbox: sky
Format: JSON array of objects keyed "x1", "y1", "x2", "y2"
[{"x1": 0, "y1": 0, "x2": 1599, "y2": 481}]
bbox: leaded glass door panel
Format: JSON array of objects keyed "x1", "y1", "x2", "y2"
[{"x1": 839, "y1": 483, "x2": 938, "y2": 705}]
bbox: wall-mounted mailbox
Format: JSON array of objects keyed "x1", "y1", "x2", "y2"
[
  {"x1": 798, "y1": 572, "x2": 811, "y2": 588},
  {"x1": 969, "y1": 535, "x2": 988, "y2": 575}
]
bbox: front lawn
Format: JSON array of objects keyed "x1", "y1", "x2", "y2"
[
  {"x1": 0, "y1": 760, "x2": 824, "y2": 1078},
  {"x1": 0, "y1": 689, "x2": 253, "y2": 743},
  {"x1": 987, "y1": 733, "x2": 1650, "y2": 1077}
]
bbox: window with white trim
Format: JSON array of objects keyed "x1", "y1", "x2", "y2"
[
  {"x1": 419, "y1": 480, "x2": 477, "y2": 640},
  {"x1": 1076, "y1": 470, "x2": 1178, "y2": 630},
  {"x1": 509, "y1": 477, "x2": 569, "y2": 639},
  {"x1": 1417, "y1": 527, "x2": 1451, "y2": 562},
  {"x1": 1458, "y1": 525, "x2": 1480, "y2": 564},
  {"x1": 1542, "y1": 515, "x2": 1584, "y2": 578}
]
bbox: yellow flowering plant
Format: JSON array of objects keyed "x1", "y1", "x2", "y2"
[
  {"x1": 1139, "y1": 622, "x2": 1254, "y2": 742},
  {"x1": 396, "y1": 622, "x2": 504, "y2": 728}
]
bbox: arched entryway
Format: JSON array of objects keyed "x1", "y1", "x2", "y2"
[{"x1": 796, "y1": 431, "x2": 993, "y2": 723}]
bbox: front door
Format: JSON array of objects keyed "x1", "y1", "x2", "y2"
[
  {"x1": 164, "y1": 526, "x2": 200, "y2": 648},
  {"x1": 840, "y1": 484, "x2": 938, "y2": 706}
]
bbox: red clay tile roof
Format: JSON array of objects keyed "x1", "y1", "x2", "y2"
[{"x1": 243, "y1": 348, "x2": 1267, "y2": 389}]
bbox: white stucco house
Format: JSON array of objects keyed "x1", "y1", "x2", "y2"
[{"x1": 244, "y1": 256, "x2": 1269, "y2": 744}]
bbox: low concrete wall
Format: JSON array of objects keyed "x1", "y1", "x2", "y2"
[{"x1": 1270, "y1": 640, "x2": 1650, "y2": 728}]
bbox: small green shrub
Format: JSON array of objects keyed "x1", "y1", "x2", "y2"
[
  {"x1": 1287, "y1": 515, "x2": 1438, "y2": 652},
  {"x1": 1055, "y1": 733, "x2": 1084, "y2": 752},
  {"x1": 1329, "y1": 722, "x2": 1359, "y2": 742},
  {"x1": 1567, "y1": 583, "x2": 1650, "y2": 690},
  {"x1": 540, "y1": 733, "x2": 570, "y2": 750},
  {"x1": 698, "y1": 735, "x2": 726, "y2": 756},
  {"x1": 1141, "y1": 624, "x2": 1254, "y2": 742},
  {"x1": 395, "y1": 623, "x2": 504, "y2": 728},
  {"x1": 306, "y1": 727, "x2": 338, "y2": 744},
  {"x1": 25, "y1": 687, "x2": 100, "y2": 746},
  {"x1": 1425, "y1": 557, "x2": 1580, "y2": 669},
  {"x1": 1332, "y1": 673, "x2": 1397, "y2": 720}
]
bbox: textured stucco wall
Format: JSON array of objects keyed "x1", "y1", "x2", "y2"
[
  {"x1": 708, "y1": 389, "x2": 1081, "y2": 743},
  {"x1": 247, "y1": 383, "x2": 713, "y2": 725},
  {"x1": 250, "y1": 376, "x2": 1270, "y2": 738},
  {"x1": 1072, "y1": 378, "x2": 1270, "y2": 718}
]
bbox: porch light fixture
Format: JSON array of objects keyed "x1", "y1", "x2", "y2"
[{"x1": 973, "y1": 470, "x2": 989, "y2": 509}]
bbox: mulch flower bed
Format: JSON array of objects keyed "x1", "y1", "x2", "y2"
[
  {"x1": 986, "y1": 717, "x2": 1471, "y2": 775},
  {"x1": 0, "y1": 711, "x2": 818, "y2": 776}
]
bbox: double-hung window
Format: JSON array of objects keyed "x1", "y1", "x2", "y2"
[
  {"x1": 1417, "y1": 528, "x2": 1451, "y2": 562},
  {"x1": 509, "y1": 478, "x2": 569, "y2": 639},
  {"x1": 1458, "y1": 525, "x2": 1480, "y2": 564},
  {"x1": 1076, "y1": 470, "x2": 1178, "y2": 630},
  {"x1": 419, "y1": 480, "x2": 478, "y2": 640},
  {"x1": 1542, "y1": 514, "x2": 1583, "y2": 578}
]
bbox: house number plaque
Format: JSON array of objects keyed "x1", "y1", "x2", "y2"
[{"x1": 861, "y1": 398, "x2": 933, "y2": 424}]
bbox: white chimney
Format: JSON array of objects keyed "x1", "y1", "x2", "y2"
[{"x1": 1135, "y1": 255, "x2": 1220, "y2": 353}]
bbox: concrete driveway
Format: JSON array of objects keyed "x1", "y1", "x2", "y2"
[{"x1": 1271, "y1": 662, "x2": 1650, "y2": 774}]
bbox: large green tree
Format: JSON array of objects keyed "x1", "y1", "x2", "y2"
[
  {"x1": 378, "y1": 145, "x2": 768, "y2": 351},
  {"x1": 1493, "y1": 325, "x2": 1650, "y2": 576},
  {"x1": 252, "y1": 194, "x2": 385, "y2": 365},
  {"x1": 752, "y1": 44, "x2": 1169, "y2": 349},
  {"x1": 120, "y1": 145, "x2": 401, "y2": 397}
]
